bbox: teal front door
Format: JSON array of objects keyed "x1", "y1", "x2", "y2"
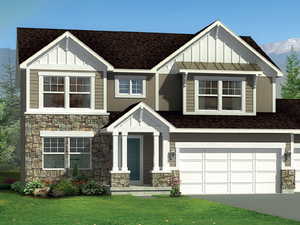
[{"x1": 127, "y1": 137, "x2": 141, "y2": 183}]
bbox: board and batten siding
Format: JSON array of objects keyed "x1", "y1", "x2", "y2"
[
  {"x1": 185, "y1": 74, "x2": 254, "y2": 113},
  {"x1": 95, "y1": 72, "x2": 104, "y2": 109},
  {"x1": 30, "y1": 71, "x2": 39, "y2": 108}
]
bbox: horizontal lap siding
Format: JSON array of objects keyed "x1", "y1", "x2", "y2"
[
  {"x1": 256, "y1": 77, "x2": 273, "y2": 112},
  {"x1": 186, "y1": 75, "x2": 195, "y2": 112},
  {"x1": 95, "y1": 72, "x2": 104, "y2": 109},
  {"x1": 30, "y1": 71, "x2": 39, "y2": 108},
  {"x1": 246, "y1": 76, "x2": 253, "y2": 113}
]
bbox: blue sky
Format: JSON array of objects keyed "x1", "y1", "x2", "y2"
[{"x1": 1, "y1": 0, "x2": 300, "y2": 49}]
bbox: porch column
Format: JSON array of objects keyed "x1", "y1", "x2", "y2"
[
  {"x1": 121, "y1": 131, "x2": 128, "y2": 172},
  {"x1": 112, "y1": 132, "x2": 119, "y2": 172},
  {"x1": 153, "y1": 131, "x2": 160, "y2": 171},
  {"x1": 162, "y1": 133, "x2": 170, "y2": 171}
]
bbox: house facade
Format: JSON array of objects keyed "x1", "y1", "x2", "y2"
[{"x1": 18, "y1": 21, "x2": 300, "y2": 195}]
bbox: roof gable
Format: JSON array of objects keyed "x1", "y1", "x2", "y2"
[{"x1": 17, "y1": 22, "x2": 280, "y2": 72}]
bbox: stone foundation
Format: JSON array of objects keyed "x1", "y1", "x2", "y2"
[
  {"x1": 23, "y1": 114, "x2": 112, "y2": 184},
  {"x1": 151, "y1": 170, "x2": 179, "y2": 187},
  {"x1": 281, "y1": 169, "x2": 295, "y2": 193},
  {"x1": 111, "y1": 172, "x2": 130, "y2": 187}
]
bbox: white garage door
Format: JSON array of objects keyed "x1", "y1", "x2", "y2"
[
  {"x1": 294, "y1": 148, "x2": 300, "y2": 192},
  {"x1": 179, "y1": 148, "x2": 280, "y2": 195}
]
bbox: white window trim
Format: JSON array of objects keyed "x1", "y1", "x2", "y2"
[
  {"x1": 115, "y1": 75, "x2": 146, "y2": 98},
  {"x1": 194, "y1": 76, "x2": 246, "y2": 115},
  {"x1": 42, "y1": 135, "x2": 93, "y2": 170},
  {"x1": 39, "y1": 72, "x2": 95, "y2": 113}
]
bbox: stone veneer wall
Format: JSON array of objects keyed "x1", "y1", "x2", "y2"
[
  {"x1": 281, "y1": 169, "x2": 295, "y2": 193},
  {"x1": 111, "y1": 173, "x2": 130, "y2": 187},
  {"x1": 152, "y1": 170, "x2": 179, "y2": 187},
  {"x1": 23, "y1": 114, "x2": 112, "y2": 184}
]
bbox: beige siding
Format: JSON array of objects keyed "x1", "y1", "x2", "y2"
[
  {"x1": 246, "y1": 76, "x2": 254, "y2": 112},
  {"x1": 107, "y1": 72, "x2": 155, "y2": 111},
  {"x1": 95, "y1": 72, "x2": 104, "y2": 109},
  {"x1": 30, "y1": 71, "x2": 39, "y2": 108},
  {"x1": 159, "y1": 74, "x2": 182, "y2": 111},
  {"x1": 143, "y1": 133, "x2": 153, "y2": 185},
  {"x1": 256, "y1": 76, "x2": 273, "y2": 112},
  {"x1": 186, "y1": 75, "x2": 195, "y2": 112}
]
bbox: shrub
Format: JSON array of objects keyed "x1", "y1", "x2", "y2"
[
  {"x1": 4, "y1": 178, "x2": 18, "y2": 184},
  {"x1": 0, "y1": 184, "x2": 11, "y2": 190},
  {"x1": 23, "y1": 180, "x2": 44, "y2": 195},
  {"x1": 49, "y1": 179, "x2": 79, "y2": 197},
  {"x1": 11, "y1": 181, "x2": 26, "y2": 194},
  {"x1": 72, "y1": 164, "x2": 79, "y2": 177},
  {"x1": 168, "y1": 175, "x2": 181, "y2": 197},
  {"x1": 81, "y1": 180, "x2": 106, "y2": 196}
]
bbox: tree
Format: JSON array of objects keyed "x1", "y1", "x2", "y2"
[
  {"x1": 0, "y1": 61, "x2": 20, "y2": 167},
  {"x1": 281, "y1": 49, "x2": 300, "y2": 98}
]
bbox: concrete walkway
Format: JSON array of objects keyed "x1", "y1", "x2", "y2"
[{"x1": 192, "y1": 193, "x2": 300, "y2": 222}]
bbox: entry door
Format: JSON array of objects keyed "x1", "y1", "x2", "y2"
[{"x1": 128, "y1": 137, "x2": 142, "y2": 184}]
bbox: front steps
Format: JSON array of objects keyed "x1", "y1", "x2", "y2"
[{"x1": 110, "y1": 185, "x2": 171, "y2": 196}]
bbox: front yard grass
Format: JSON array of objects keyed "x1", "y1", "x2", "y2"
[{"x1": 0, "y1": 191, "x2": 298, "y2": 225}]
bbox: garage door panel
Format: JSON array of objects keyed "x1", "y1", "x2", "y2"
[
  {"x1": 256, "y1": 183, "x2": 276, "y2": 193},
  {"x1": 179, "y1": 160, "x2": 203, "y2": 171},
  {"x1": 205, "y1": 183, "x2": 228, "y2": 194},
  {"x1": 205, "y1": 160, "x2": 227, "y2": 171},
  {"x1": 256, "y1": 160, "x2": 276, "y2": 171},
  {"x1": 181, "y1": 184, "x2": 203, "y2": 194},
  {"x1": 231, "y1": 160, "x2": 252, "y2": 171},
  {"x1": 231, "y1": 172, "x2": 253, "y2": 182},
  {"x1": 205, "y1": 172, "x2": 228, "y2": 183},
  {"x1": 181, "y1": 172, "x2": 203, "y2": 182},
  {"x1": 231, "y1": 183, "x2": 253, "y2": 193},
  {"x1": 179, "y1": 152, "x2": 203, "y2": 160},
  {"x1": 256, "y1": 172, "x2": 276, "y2": 182},
  {"x1": 205, "y1": 152, "x2": 227, "y2": 159},
  {"x1": 231, "y1": 153, "x2": 253, "y2": 160},
  {"x1": 256, "y1": 152, "x2": 277, "y2": 160}
]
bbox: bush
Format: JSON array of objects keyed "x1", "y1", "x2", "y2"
[
  {"x1": 0, "y1": 184, "x2": 11, "y2": 190},
  {"x1": 81, "y1": 180, "x2": 107, "y2": 196},
  {"x1": 4, "y1": 178, "x2": 18, "y2": 184},
  {"x1": 11, "y1": 181, "x2": 25, "y2": 194},
  {"x1": 72, "y1": 164, "x2": 79, "y2": 177},
  {"x1": 23, "y1": 180, "x2": 44, "y2": 195},
  {"x1": 168, "y1": 176, "x2": 181, "y2": 197},
  {"x1": 49, "y1": 179, "x2": 79, "y2": 197}
]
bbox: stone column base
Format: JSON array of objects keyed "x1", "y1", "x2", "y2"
[
  {"x1": 151, "y1": 170, "x2": 179, "y2": 187},
  {"x1": 281, "y1": 169, "x2": 295, "y2": 193},
  {"x1": 111, "y1": 172, "x2": 130, "y2": 187}
]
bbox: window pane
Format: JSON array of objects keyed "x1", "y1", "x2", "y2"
[
  {"x1": 199, "y1": 80, "x2": 218, "y2": 95},
  {"x1": 119, "y1": 79, "x2": 130, "y2": 94},
  {"x1": 132, "y1": 79, "x2": 143, "y2": 94},
  {"x1": 222, "y1": 81, "x2": 241, "y2": 96},
  {"x1": 44, "y1": 93, "x2": 65, "y2": 107},
  {"x1": 70, "y1": 77, "x2": 90, "y2": 92},
  {"x1": 44, "y1": 138, "x2": 65, "y2": 153},
  {"x1": 70, "y1": 138, "x2": 90, "y2": 153},
  {"x1": 222, "y1": 97, "x2": 241, "y2": 110},
  {"x1": 44, "y1": 154, "x2": 64, "y2": 169},
  {"x1": 44, "y1": 76, "x2": 65, "y2": 92},
  {"x1": 70, "y1": 154, "x2": 90, "y2": 169},
  {"x1": 199, "y1": 96, "x2": 218, "y2": 110},
  {"x1": 70, "y1": 94, "x2": 90, "y2": 108}
]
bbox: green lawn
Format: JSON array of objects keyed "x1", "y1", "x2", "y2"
[{"x1": 0, "y1": 191, "x2": 298, "y2": 225}]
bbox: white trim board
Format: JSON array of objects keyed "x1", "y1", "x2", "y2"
[
  {"x1": 40, "y1": 130, "x2": 94, "y2": 137},
  {"x1": 175, "y1": 142, "x2": 285, "y2": 149}
]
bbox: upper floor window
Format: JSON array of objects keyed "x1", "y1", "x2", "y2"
[
  {"x1": 115, "y1": 76, "x2": 146, "y2": 98},
  {"x1": 195, "y1": 77, "x2": 245, "y2": 112},
  {"x1": 43, "y1": 75, "x2": 91, "y2": 108}
]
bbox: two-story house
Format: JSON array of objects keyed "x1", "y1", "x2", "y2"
[{"x1": 18, "y1": 21, "x2": 300, "y2": 195}]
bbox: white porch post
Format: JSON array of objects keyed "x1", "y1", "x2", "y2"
[
  {"x1": 162, "y1": 133, "x2": 170, "y2": 171},
  {"x1": 153, "y1": 132, "x2": 160, "y2": 172},
  {"x1": 112, "y1": 132, "x2": 119, "y2": 172},
  {"x1": 121, "y1": 131, "x2": 128, "y2": 172}
]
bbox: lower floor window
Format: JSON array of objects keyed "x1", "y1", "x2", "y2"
[{"x1": 43, "y1": 137, "x2": 92, "y2": 169}]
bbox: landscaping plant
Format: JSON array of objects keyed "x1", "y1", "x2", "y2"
[
  {"x1": 168, "y1": 175, "x2": 181, "y2": 197},
  {"x1": 81, "y1": 180, "x2": 106, "y2": 196},
  {"x1": 11, "y1": 181, "x2": 25, "y2": 194},
  {"x1": 49, "y1": 179, "x2": 79, "y2": 197},
  {"x1": 23, "y1": 180, "x2": 43, "y2": 195}
]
